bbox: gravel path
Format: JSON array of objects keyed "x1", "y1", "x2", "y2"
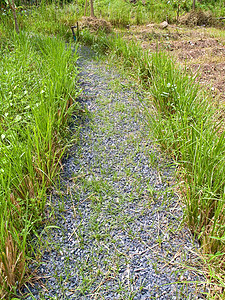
[{"x1": 25, "y1": 46, "x2": 206, "y2": 299}]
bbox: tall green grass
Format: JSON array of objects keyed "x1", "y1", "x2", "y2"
[
  {"x1": 80, "y1": 29, "x2": 225, "y2": 297},
  {"x1": 148, "y1": 53, "x2": 225, "y2": 244},
  {"x1": 0, "y1": 31, "x2": 80, "y2": 297}
]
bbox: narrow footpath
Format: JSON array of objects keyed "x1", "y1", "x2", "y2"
[{"x1": 27, "y1": 47, "x2": 206, "y2": 299}]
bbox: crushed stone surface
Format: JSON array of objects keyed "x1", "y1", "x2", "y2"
[{"x1": 24, "y1": 46, "x2": 206, "y2": 299}]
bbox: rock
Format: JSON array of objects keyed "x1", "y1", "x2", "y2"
[{"x1": 159, "y1": 21, "x2": 168, "y2": 29}]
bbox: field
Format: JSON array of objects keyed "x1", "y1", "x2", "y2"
[{"x1": 0, "y1": 0, "x2": 225, "y2": 298}]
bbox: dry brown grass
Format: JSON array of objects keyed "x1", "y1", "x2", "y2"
[
  {"x1": 179, "y1": 10, "x2": 215, "y2": 27},
  {"x1": 0, "y1": 230, "x2": 25, "y2": 298},
  {"x1": 80, "y1": 16, "x2": 112, "y2": 33}
]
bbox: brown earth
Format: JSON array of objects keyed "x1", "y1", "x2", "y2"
[{"x1": 117, "y1": 24, "x2": 225, "y2": 116}]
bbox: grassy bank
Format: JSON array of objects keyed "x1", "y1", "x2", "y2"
[
  {"x1": 0, "y1": 15, "x2": 80, "y2": 299},
  {"x1": 79, "y1": 29, "x2": 225, "y2": 298}
]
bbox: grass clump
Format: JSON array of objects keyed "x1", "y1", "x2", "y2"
[
  {"x1": 0, "y1": 31, "x2": 80, "y2": 297},
  {"x1": 79, "y1": 29, "x2": 225, "y2": 297}
]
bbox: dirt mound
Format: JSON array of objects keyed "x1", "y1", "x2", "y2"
[
  {"x1": 179, "y1": 11, "x2": 214, "y2": 27},
  {"x1": 80, "y1": 17, "x2": 112, "y2": 33}
]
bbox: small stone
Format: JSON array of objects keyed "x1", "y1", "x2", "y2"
[{"x1": 159, "y1": 21, "x2": 168, "y2": 29}]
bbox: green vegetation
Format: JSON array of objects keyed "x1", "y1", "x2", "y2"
[
  {"x1": 92, "y1": 0, "x2": 225, "y2": 25},
  {"x1": 0, "y1": 8, "x2": 80, "y2": 298},
  {"x1": 1, "y1": 0, "x2": 225, "y2": 298},
  {"x1": 2, "y1": 0, "x2": 225, "y2": 35}
]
